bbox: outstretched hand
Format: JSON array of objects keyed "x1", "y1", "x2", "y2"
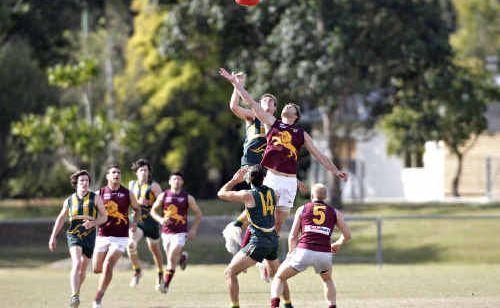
[
  {"x1": 231, "y1": 167, "x2": 248, "y2": 183},
  {"x1": 219, "y1": 68, "x2": 238, "y2": 84},
  {"x1": 335, "y1": 171, "x2": 348, "y2": 182}
]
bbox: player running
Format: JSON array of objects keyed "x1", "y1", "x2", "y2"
[
  {"x1": 49, "y1": 170, "x2": 107, "y2": 308},
  {"x1": 150, "y1": 171, "x2": 202, "y2": 294},
  {"x1": 92, "y1": 164, "x2": 141, "y2": 308},
  {"x1": 127, "y1": 159, "x2": 165, "y2": 290},
  {"x1": 217, "y1": 166, "x2": 293, "y2": 308},
  {"x1": 270, "y1": 184, "x2": 351, "y2": 308},
  {"x1": 219, "y1": 67, "x2": 348, "y2": 234}
]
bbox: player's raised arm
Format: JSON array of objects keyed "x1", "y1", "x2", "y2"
[
  {"x1": 150, "y1": 192, "x2": 165, "y2": 225},
  {"x1": 229, "y1": 72, "x2": 255, "y2": 121},
  {"x1": 219, "y1": 68, "x2": 276, "y2": 126},
  {"x1": 49, "y1": 199, "x2": 69, "y2": 252},
  {"x1": 217, "y1": 168, "x2": 254, "y2": 206},
  {"x1": 287, "y1": 206, "x2": 303, "y2": 254},
  {"x1": 187, "y1": 195, "x2": 202, "y2": 240},
  {"x1": 331, "y1": 210, "x2": 351, "y2": 254},
  {"x1": 303, "y1": 131, "x2": 348, "y2": 181}
]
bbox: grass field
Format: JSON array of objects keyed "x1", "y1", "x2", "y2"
[{"x1": 1, "y1": 264, "x2": 500, "y2": 307}]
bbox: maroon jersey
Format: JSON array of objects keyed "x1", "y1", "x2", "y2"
[
  {"x1": 261, "y1": 119, "x2": 304, "y2": 175},
  {"x1": 98, "y1": 185, "x2": 131, "y2": 237},
  {"x1": 161, "y1": 190, "x2": 189, "y2": 234},
  {"x1": 297, "y1": 201, "x2": 337, "y2": 252}
]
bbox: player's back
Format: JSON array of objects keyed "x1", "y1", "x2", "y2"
[
  {"x1": 247, "y1": 185, "x2": 278, "y2": 244},
  {"x1": 297, "y1": 201, "x2": 336, "y2": 252}
]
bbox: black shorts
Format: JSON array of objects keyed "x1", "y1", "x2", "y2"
[
  {"x1": 66, "y1": 229, "x2": 96, "y2": 258},
  {"x1": 138, "y1": 216, "x2": 160, "y2": 240},
  {"x1": 241, "y1": 241, "x2": 278, "y2": 263}
]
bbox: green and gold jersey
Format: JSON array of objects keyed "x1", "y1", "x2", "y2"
[
  {"x1": 66, "y1": 191, "x2": 97, "y2": 239},
  {"x1": 246, "y1": 185, "x2": 278, "y2": 243},
  {"x1": 241, "y1": 118, "x2": 267, "y2": 166},
  {"x1": 129, "y1": 180, "x2": 157, "y2": 220}
]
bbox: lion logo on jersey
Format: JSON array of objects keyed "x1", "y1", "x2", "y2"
[
  {"x1": 163, "y1": 204, "x2": 186, "y2": 225},
  {"x1": 271, "y1": 131, "x2": 298, "y2": 160},
  {"x1": 105, "y1": 200, "x2": 127, "y2": 225}
]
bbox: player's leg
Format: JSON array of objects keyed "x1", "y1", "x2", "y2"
[
  {"x1": 225, "y1": 250, "x2": 257, "y2": 308},
  {"x1": 68, "y1": 245, "x2": 84, "y2": 307},
  {"x1": 146, "y1": 237, "x2": 164, "y2": 290},
  {"x1": 127, "y1": 227, "x2": 144, "y2": 287},
  {"x1": 94, "y1": 248, "x2": 123, "y2": 305},
  {"x1": 320, "y1": 268, "x2": 336, "y2": 308},
  {"x1": 163, "y1": 233, "x2": 186, "y2": 291},
  {"x1": 78, "y1": 255, "x2": 90, "y2": 291},
  {"x1": 92, "y1": 236, "x2": 110, "y2": 274},
  {"x1": 268, "y1": 257, "x2": 297, "y2": 308}
]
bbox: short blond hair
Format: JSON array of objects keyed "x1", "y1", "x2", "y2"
[{"x1": 311, "y1": 183, "x2": 327, "y2": 201}]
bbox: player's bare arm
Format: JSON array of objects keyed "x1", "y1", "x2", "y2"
[
  {"x1": 187, "y1": 195, "x2": 203, "y2": 240},
  {"x1": 129, "y1": 192, "x2": 142, "y2": 232},
  {"x1": 150, "y1": 192, "x2": 165, "y2": 225},
  {"x1": 331, "y1": 210, "x2": 351, "y2": 254},
  {"x1": 229, "y1": 72, "x2": 254, "y2": 121},
  {"x1": 48, "y1": 200, "x2": 69, "y2": 252},
  {"x1": 219, "y1": 68, "x2": 275, "y2": 126},
  {"x1": 304, "y1": 131, "x2": 348, "y2": 181},
  {"x1": 82, "y1": 196, "x2": 108, "y2": 229},
  {"x1": 287, "y1": 206, "x2": 303, "y2": 254},
  {"x1": 217, "y1": 168, "x2": 254, "y2": 207},
  {"x1": 151, "y1": 182, "x2": 162, "y2": 199}
]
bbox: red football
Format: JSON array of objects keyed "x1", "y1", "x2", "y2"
[{"x1": 235, "y1": 0, "x2": 260, "y2": 6}]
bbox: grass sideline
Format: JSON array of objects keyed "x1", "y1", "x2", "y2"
[{"x1": 1, "y1": 264, "x2": 499, "y2": 307}]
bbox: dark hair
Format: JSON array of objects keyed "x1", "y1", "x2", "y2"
[
  {"x1": 288, "y1": 103, "x2": 301, "y2": 123},
  {"x1": 106, "y1": 164, "x2": 120, "y2": 174},
  {"x1": 131, "y1": 159, "x2": 151, "y2": 172},
  {"x1": 249, "y1": 165, "x2": 266, "y2": 187},
  {"x1": 170, "y1": 171, "x2": 184, "y2": 179},
  {"x1": 70, "y1": 170, "x2": 91, "y2": 189},
  {"x1": 260, "y1": 93, "x2": 277, "y2": 105}
]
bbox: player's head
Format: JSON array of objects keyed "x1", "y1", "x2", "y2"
[
  {"x1": 106, "y1": 164, "x2": 121, "y2": 186},
  {"x1": 281, "y1": 103, "x2": 301, "y2": 124},
  {"x1": 169, "y1": 171, "x2": 184, "y2": 191},
  {"x1": 131, "y1": 158, "x2": 152, "y2": 183},
  {"x1": 311, "y1": 183, "x2": 327, "y2": 201},
  {"x1": 248, "y1": 164, "x2": 266, "y2": 187},
  {"x1": 260, "y1": 93, "x2": 277, "y2": 115},
  {"x1": 70, "y1": 170, "x2": 91, "y2": 191}
]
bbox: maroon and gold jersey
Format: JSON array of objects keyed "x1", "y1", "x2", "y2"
[
  {"x1": 297, "y1": 201, "x2": 337, "y2": 252},
  {"x1": 161, "y1": 190, "x2": 189, "y2": 234},
  {"x1": 261, "y1": 119, "x2": 304, "y2": 175},
  {"x1": 98, "y1": 185, "x2": 130, "y2": 237}
]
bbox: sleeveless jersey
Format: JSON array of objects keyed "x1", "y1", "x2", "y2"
[
  {"x1": 297, "y1": 201, "x2": 337, "y2": 252},
  {"x1": 261, "y1": 119, "x2": 304, "y2": 175},
  {"x1": 161, "y1": 190, "x2": 189, "y2": 234},
  {"x1": 98, "y1": 185, "x2": 131, "y2": 237},
  {"x1": 246, "y1": 185, "x2": 278, "y2": 242},
  {"x1": 241, "y1": 118, "x2": 267, "y2": 166},
  {"x1": 66, "y1": 191, "x2": 98, "y2": 239},
  {"x1": 129, "y1": 180, "x2": 157, "y2": 220}
]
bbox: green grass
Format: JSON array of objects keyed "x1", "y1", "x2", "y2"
[{"x1": 1, "y1": 264, "x2": 499, "y2": 307}]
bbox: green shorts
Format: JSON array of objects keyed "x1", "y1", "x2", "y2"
[
  {"x1": 66, "y1": 229, "x2": 96, "y2": 258},
  {"x1": 138, "y1": 216, "x2": 160, "y2": 240},
  {"x1": 241, "y1": 240, "x2": 278, "y2": 263}
]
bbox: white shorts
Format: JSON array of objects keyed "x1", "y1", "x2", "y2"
[
  {"x1": 287, "y1": 248, "x2": 332, "y2": 274},
  {"x1": 263, "y1": 171, "x2": 298, "y2": 209},
  {"x1": 95, "y1": 236, "x2": 128, "y2": 253},
  {"x1": 161, "y1": 232, "x2": 187, "y2": 251}
]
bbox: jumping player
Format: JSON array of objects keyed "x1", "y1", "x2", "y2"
[
  {"x1": 217, "y1": 166, "x2": 292, "y2": 308},
  {"x1": 219, "y1": 67, "x2": 348, "y2": 234},
  {"x1": 92, "y1": 164, "x2": 141, "y2": 308},
  {"x1": 223, "y1": 71, "x2": 277, "y2": 254},
  {"x1": 49, "y1": 170, "x2": 107, "y2": 308},
  {"x1": 270, "y1": 184, "x2": 351, "y2": 308},
  {"x1": 127, "y1": 159, "x2": 164, "y2": 290},
  {"x1": 150, "y1": 171, "x2": 202, "y2": 294}
]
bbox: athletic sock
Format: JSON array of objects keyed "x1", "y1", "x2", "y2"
[
  {"x1": 94, "y1": 290, "x2": 104, "y2": 302},
  {"x1": 270, "y1": 297, "x2": 280, "y2": 308},
  {"x1": 158, "y1": 271, "x2": 164, "y2": 282},
  {"x1": 328, "y1": 305, "x2": 336, "y2": 308},
  {"x1": 231, "y1": 301, "x2": 240, "y2": 308},
  {"x1": 233, "y1": 219, "x2": 243, "y2": 228},
  {"x1": 164, "y1": 269, "x2": 175, "y2": 288},
  {"x1": 283, "y1": 300, "x2": 293, "y2": 308},
  {"x1": 133, "y1": 266, "x2": 141, "y2": 275}
]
